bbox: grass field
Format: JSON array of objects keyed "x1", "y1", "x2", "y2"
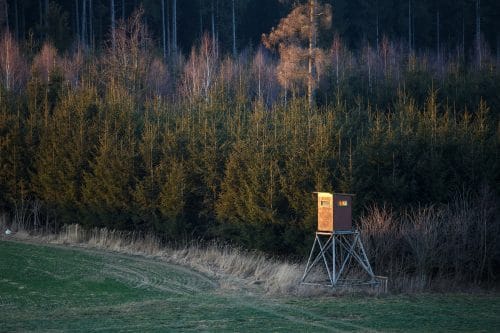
[{"x1": 1, "y1": 240, "x2": 499, "y2": 332}]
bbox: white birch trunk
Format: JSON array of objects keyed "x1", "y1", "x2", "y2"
[
  {"x1": 211, "y1": 0, "x2": 215, "y2": 44},
  {"x1": 14, "y1": 0, "x2": 18, "y2": 39},
  {"x1": 307, "y1": 0, "x2": 317, "y2": 108},
  {"x1": 5, "y1": 34, "x2": 10, "y2": 91},
  {"x1": 111, "y1": 0, "x2": 115, "y2": 50},
  {"x1": 376, "y1": 1, "x2": 379, "y2": 52},
  {"x1": 167, "y1": 0, "x2": 171, "y2": 56},
  {"x1": 232, "y1": 0, "x2": 236, "y2": 57},
  {"x1": 89, "y1": 0, "x2": 93, "y2": 49},
  {"x1": 45, "y1": 0, "x2": 48, "y2": 30},
  {"x1": 82, "y1": 0, "x2": 86, "y2": 44},
  {"x1": 172, "y1": 0, "x2": 177, "y2": 54},
  {"x1": 476, "y1": 0, "x2": 481, "y2": 67},
  {"x1": 39, "y1": 0, "x2": 42, "y2": 27},
  {"x1": 408, "y1": 0, "x2": 411, "y2": 53},
  {"x1": 1, "y1": 0, "x2": 9, "y2": 33},
  {"x1": 497, "y1": 34, "x2": 500, "y2": 68},
  {"x1": 75, "y1": 0, "x2": 80, "y2": 41},
  {"x1": 162, "y1": 0, "x2": 166, "y2": 60},
  {"x1": 462, "y1": 6, "x2": 465, "y2": 58},
  {"x1": 199, "y1": 0, "x2": 203, "y2": 37},
  {"x1": 436, "y1": 9, "x2": 440, "y2": 62}
]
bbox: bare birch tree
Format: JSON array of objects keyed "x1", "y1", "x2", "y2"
[
  {"x1": 0, "y1": 32, "x2": 27, "y2": 92},
  {"x1": 181, "y1": 34, "x2": 218, "y2": 103},
  {"x1": 33, "y1": 42, "x2": 58, "y2": 85}
]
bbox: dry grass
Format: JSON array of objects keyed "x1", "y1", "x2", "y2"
[
  {"x1": 359, "y1": 187, "x2": 499, "y2": 292},
  {"x1": 2, "y1": 187, "x2": 496, "y2": 295},
  {"x1": 1, "y1": 220, "x2": 305, "y2": 296}
]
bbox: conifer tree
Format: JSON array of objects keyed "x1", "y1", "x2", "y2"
[
  {"x1": 82, "y1": 84, "x2": 136, "y2": 229},
  {"x1": 216, "y1": 110, "x2": 280, "y2": 228},
  {"x1": 157, "y1": 158, "x2": 186, "y2": 237},
  {"x1": 0, "y1": 91, "x2": 29, "y2": 210},
  {"x1": 34, "y1": 88, "x2": 97, "y2": 222},
  {"x1": 132, "y1": 108, "x2": 161, "y2": 230}
]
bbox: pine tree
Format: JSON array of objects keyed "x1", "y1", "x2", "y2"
[
  {"x1": 82, "y1": 84, "x2": 136, "y2": 229},
  {"x1": 132, "y1": 109, "x2": 161, "y2": 230},
  {"x1": 157, "y1": 158, "x2": 186, "y2": 237},
  {"x1": 0, "y1": 90, "x2": 29, "y2": 210},
  {"x1": 34, "y1": 87, "x2": 97, "y2": 223}
]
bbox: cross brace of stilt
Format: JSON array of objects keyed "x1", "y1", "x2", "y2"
[{"x1": 301, "y1": 231, "x2": 378, "y2": 287}]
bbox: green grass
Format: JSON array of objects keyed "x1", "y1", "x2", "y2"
[{"x1": 1, "y1": 240, "x2": 499, "y2": 332}]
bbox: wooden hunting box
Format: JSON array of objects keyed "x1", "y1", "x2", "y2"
[{"x1": 314, "y1": 192, "x2": 354, "y2": 232}]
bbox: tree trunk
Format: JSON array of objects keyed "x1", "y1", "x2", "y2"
[
  {"x1": 211, "y1": 0, "x2": 215, "y2": 44},
  {"x1": 475, "y1": 0, "x2": 481, "y2": 67},
  {"x1": 82, "y1": 0, "x2": 87, "y2": 44},
  {"x1": 216, "y1": 0, "x2": 219, "y2": 42},
  {"x1": 172, "y1": 0, "x2": 177, "y2": 54},
  {"x1": 436, "y1": 9, "x2": 440, "y2": 62},
  {"x1": 199, "y1": 0, "x2": 203, "y2": 38},
  {"x1": 412, "y1": 6, "x2": 415, "y2": 49},
  {"x1": 462, "y1": 4, "x2": 465, "y2": 58},
  {"x1": 111, "y1": 0, "x2": 115, "y2": 50},
  {"x1": 367, "y1": 46, "x2": 372, "y2": 91},
  {"x1": 75, "y1": 0, "x2": 80, "y2": 41},
  {"x1": 89, "y1": 0, "x2": 94, "y2": 49},
  {"x1": 497, "y1": 33, "x2": 499, "y2": 69},
  {"x1": 14, "y1": 0, "x2": 18, "y2": 39},
  {"x1": 5, "y1": 33, "x2": 11, "y2": 90},
  {"x1": 408, "y1": 0, "x2": 411, "y2": 53},
  {"x1": 162, "y1": 0, "x2": 166, "y2": 60},
  {"x1": 376, "y1": 1, "x2": 379, "y2": 52},
  {"x1": 21, "y1": 1, "x2": 25, "y2": 39},
  {"x1": 39, "y1": 0, "x2": 42, "y2": 28},
  {"x1": 232, "y1": 0, "x2": 236, "y2": 57},
  {"x1": 307, "y1": 0, "x2": 317, "y2": 108},
  {"x1": 336, "y1": 45, "x2": 339, "y2": 86},
  {"x1": 167, "y1": 0, "x2": 171, "y2": 56},
  {"x1": 45, "y1": 0, "x2": 48, "y2": 30}
]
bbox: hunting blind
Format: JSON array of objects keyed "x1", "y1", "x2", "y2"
[
  {"x1": 301, "y1": 192, "x2": 386, "y2": 290},
  {"x1": 316, "y1": 192, "x2": 353, "y2": 232}
]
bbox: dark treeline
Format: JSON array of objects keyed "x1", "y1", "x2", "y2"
[
  {"x1": 0, "y1": 2, "x2": 499, "y2": 284},
  {"x1": 4, "y1": 0, "x2": 500, "y2": 57}
]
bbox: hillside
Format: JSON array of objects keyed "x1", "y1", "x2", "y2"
[
  {"x1": 1, "y1": 240, "x2": 500, "y2": 332},
  {"x1": 1, "y1": 0, "x2": 499, "y2": 290}
]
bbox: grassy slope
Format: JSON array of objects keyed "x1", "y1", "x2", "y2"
[{"x1": 1, "y1": 240, "x2": 499, "y2": 332}]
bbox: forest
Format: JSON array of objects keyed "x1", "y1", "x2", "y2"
[
  {"x1": 0, "y1": 0, "x2": 499, "y2": 286},
  {"x1": 3, "y1": 0, "x2": 500, "y2": 55}
]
